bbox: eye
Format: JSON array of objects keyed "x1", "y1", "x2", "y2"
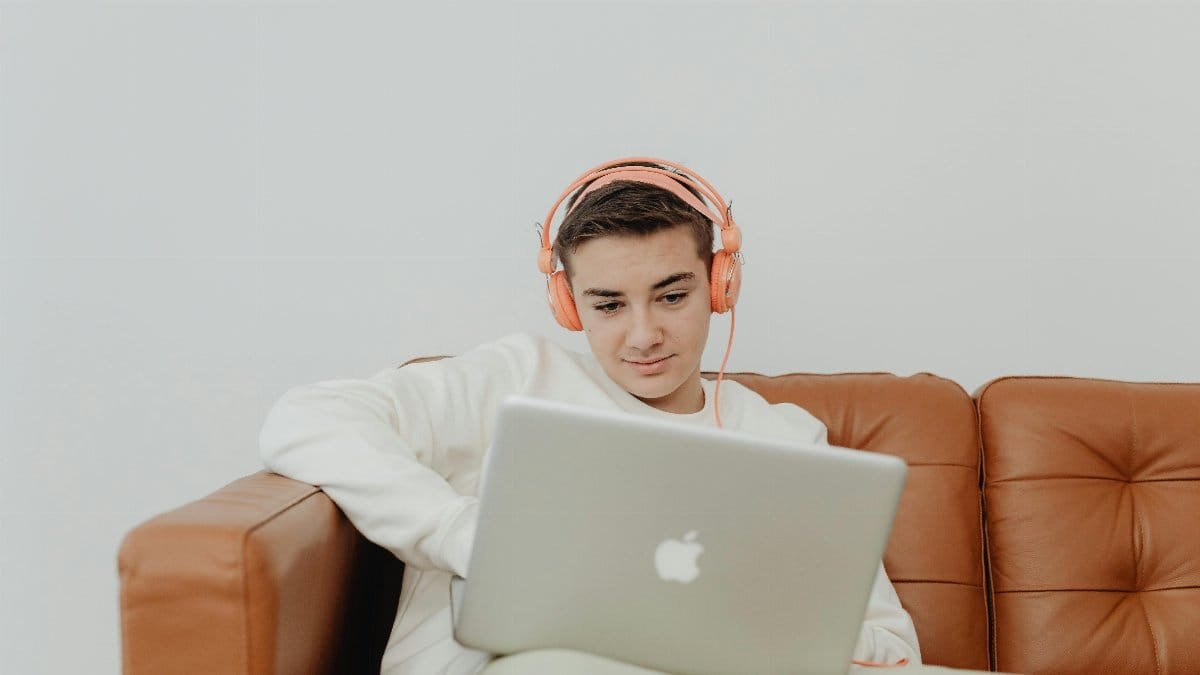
[
  {"x1": 662, "y1": 292, "x2": 688, "y2": 305},
  {"x1": 594, "y1": 301, "x2": 621, "y2": 315}
]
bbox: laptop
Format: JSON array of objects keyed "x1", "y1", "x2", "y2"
[{"x1": 450, "y1": 395, "x2": 908, "y2": 675}]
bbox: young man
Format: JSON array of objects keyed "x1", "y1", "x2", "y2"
[{"x1": 258, "y1": 158, "x2": 922, "y2": 674}]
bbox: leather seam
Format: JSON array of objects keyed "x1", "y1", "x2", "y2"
[
  {"x1": 1130, "y1": 392, "x2": 1142, "y2": 597},
  {"x1": 988, "y1": 475, "x2": 1200, "y2": 484},
  {"x1": 891, "y1": 579, "x2": 986, "y2": 588},
  {"x1": 240, "y1": 481, "x2": 327, "y2": 675},
  {"x1": 1138, "y1": 594, "x2": 1164, "y2": 675},
  {"x1": 995, "y1": 586, "x2": 1200, "y2": 594},
  {"x1": 972, "y1": 374, "x2": 1200, "y2": 388},
  {"x1": 900, "y1": 462, "x2": 979, "y2": 469},
  {"x1": 975, "y1": 381, "x2": 998, "y2": 672}
]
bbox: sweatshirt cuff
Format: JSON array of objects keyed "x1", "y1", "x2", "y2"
[
  {"x1": 853, "y1": 624, "x2": 921, "y2": 666},
  {"x1": 437, "y1": 497, "x2": 480, "y2": 577}
]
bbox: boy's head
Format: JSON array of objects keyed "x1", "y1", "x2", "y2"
[
  {"x1": 553, "y1": 161, "x2": 717, "y2": 414},
  {"x1": 553, "y1": 160, "x2": 715, "y2": 281}
]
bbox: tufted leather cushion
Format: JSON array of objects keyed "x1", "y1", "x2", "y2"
[
  {"x1": 978, "y1": 377, "x2": 1200, "y2": 675},
  {"x1": 713, "y1": 371, "x2": 988, "y2": 671}
]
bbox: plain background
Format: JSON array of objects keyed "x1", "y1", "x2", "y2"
[{"x1": 3, "y1": 1, "x2": 1199, "y2": 672}]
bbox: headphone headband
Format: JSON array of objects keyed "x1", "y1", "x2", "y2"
[
  {"x1": 567, "y1": 169, "x2": 722, "y2": 223},
  {"x1": 537, "y1": 156, "x2": 740, "y2": 275}
]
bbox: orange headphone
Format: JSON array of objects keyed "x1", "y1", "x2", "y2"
[
  {"x1": 537, "y1": 156, "x2": 744, "y2": 332},
  {"x1": 537, "y1": 156, "x2": 744, "y2": 428}
]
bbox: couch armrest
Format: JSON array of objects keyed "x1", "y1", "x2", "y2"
[{"x1": 118, "y1": 470, "x2": 404, "y2": 675}]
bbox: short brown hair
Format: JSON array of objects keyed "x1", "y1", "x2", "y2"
[{"x1": 553, "y1": 160, "x2": 715, "y2": 282}]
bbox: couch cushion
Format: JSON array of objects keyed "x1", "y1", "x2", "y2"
[
  {"x1": 978, "y1": 376, "x2": 1200, "y2": 675},
  {"x1": 716, "y1": 371, "x2": 987, "y2": 671}
]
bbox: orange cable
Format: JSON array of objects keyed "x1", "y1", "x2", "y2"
[{"x1": 713, "y1": 306, "x2": 736, "y2": 429}]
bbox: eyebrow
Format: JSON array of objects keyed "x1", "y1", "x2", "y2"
[{"x1": 581, "y1": 272, "x2": 696, "y2": 298}]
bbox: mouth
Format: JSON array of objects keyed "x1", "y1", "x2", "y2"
[{"x1": 624, "y1": 355, "x2": 673, "y2": 374}]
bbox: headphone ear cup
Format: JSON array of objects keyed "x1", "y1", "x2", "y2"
[
  {"x1": 549, "y1": 271, "x2": 583, "y2": 331},
  {"x1": 709, "y1": 250, "x2": 742, "y2": 314}
]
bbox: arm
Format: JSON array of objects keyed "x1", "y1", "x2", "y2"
[
  {"x1": 257, "y1": 335, "x2": 533, "y2": 576},
  {"x1": 852, "y1": 562, "x2": 923, "y2": 665}
]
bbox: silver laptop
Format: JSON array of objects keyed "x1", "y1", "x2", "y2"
[{"x1": 451, "y1": 395, "x2": 908, "y2": 675}]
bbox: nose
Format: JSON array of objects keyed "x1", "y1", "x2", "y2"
[{"x1": 625, "y1": 306, "x2": 664, "y2": 353}]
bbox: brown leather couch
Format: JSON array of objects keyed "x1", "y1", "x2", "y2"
[{"x1": 118, "y1": 367, "x2": 1200, "y2": 674}]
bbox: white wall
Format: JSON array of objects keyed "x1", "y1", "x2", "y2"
[{"x1": 3, "y1": 1, "x2": 1198, "y2": 672}]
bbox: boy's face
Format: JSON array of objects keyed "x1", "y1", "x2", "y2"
[{"x1": 567, "y1": 225, "x2": 712, "y2": 414}]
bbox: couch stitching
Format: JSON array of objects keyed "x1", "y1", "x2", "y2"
[
  {"x1": 1138, "y1": 594, "x2": 1164, "y2": 675},
  {"x1": 970, "y1": 375, "x2": 1200, "y2": 387},
  {"x1": 974, "y1": 380, "x2": 998, "y2": 672},
  {"x1": 988, "y1": 475, "x2": 1200, "y2": 484},
  {"x1": 1129, "y1": 392, "x2": 1141, "y2": 596},
  {"x1": 994, "y1": 586, "x2": 1200, "y2": 594},
  {"x1": 892, "y1": 579, "x2": 985, "y2": 588},
  {"x1": 1129, "y1": 392, "x2": 1163, "y2": 675},
  {"x1": 241, "y1": 478, "x2": 327, "y2": 675}
]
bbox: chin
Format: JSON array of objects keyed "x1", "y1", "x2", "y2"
[{"x1": 618, "y1": 374, "x2": 683, "y2": 401}]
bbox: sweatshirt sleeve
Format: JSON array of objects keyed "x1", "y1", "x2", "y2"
[
  {"x1": 773, "y1": 401, "x2": 829, "y2": 447},
  {"x1": 257, "y1": 334, "x2": 534, "y2": 576},
  {"x1": 851, "y1": 562, "x2": 923, "y2": 665}
]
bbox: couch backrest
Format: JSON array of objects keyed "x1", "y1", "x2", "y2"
[
  {"x1": 977, "y1": 376, "x2": 1200, "y2": 675},
  {"x1": 715, "y1": 371, "x2": 988, "y2": 671},
  {"x1": 122, "y1": 361, "x2": 1200, "y2": 674}
]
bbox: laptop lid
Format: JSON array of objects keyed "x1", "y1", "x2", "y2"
[{"x1": 452, "y1": 395, "x2": 908, "y2": 675}]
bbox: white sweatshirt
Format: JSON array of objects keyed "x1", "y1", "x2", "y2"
[{"x1": 258, "y1": 332, "x2": 921, "y2": 674}]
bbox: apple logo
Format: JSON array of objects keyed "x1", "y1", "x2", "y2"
[{"x1": 654, "y1": 530, "x2": 703, "y2": 583}]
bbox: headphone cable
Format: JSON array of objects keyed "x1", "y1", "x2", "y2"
[{"x1": 713, "y1": 306, "x2": 736, "y2": 429}]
